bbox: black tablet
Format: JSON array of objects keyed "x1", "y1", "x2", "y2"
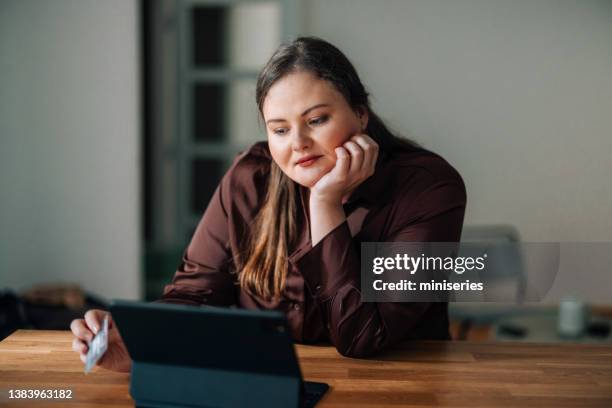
[{"x1": 110, "y1": 300, "x2": 328, "y2": 408}]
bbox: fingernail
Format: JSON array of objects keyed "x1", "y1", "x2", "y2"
[{"x1": 92, "y1": 326, "x2": 99, "y2": 335}]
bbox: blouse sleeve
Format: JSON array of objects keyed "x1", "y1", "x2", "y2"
[{"x1": 291, "y1": 179, "x2": 466, "y2": 357}]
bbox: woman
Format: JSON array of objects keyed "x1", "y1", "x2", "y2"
[{"x1": 70, "y1": 37, "x2": 466, "y2": 372}]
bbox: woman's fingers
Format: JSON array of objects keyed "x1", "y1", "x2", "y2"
[
  {"x1": 333, "y1": 147, "x2": 350, "y2": 180},
  {"x1": 70, "y1": 318, "x2": 93, "y2": 342},
  {"x1": 72, "y1": 336, "x2": 89, "y2": 364},
  {"x1": 351, "y1": 134, "x2": 379, "y2": 176},
  {"x1": 72, "y1": 337, "x2": 88, "y2": 354},
  {"x1": 84, "y1": 309, "x2": 107, "y2": 335},
  {"x1": 71, "y1": 309, "x2": 109, "y2": 344},
  {"x1": 343, "y1": 140, "x2": 364, "y2": 173},
  {"x1": 70, "y1": 309, "x2": 120, "y2": 368},
  {"x1": 313, "y1": 132, "x2": 378, "y2": 203}
]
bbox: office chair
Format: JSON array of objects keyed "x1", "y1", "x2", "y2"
[{"x1": 449, "y1": 224, "x2": 527, "y2": 340}]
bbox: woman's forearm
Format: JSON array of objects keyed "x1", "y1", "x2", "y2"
[{"x1": 309, "y1": 197, "x2": 346, "y2": 246}]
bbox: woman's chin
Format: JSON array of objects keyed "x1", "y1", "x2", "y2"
[
  {"x1": 290, "y1": 173, "x2": 323, "y2": 189},
  {"x1": 294, "y1": 178, "x2": 317, "y2": 189}
]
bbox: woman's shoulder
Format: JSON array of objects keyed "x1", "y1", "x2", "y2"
[
  {"x1": 387, "y1": 148, "x2": 465, "y2": 192},
  {"x1": 226, "y1": 141, "x2": 272, "y2": 183},
  {"x1": 383, "y1": 148, "x2": 466, "y2": 215},
  {"x1": 219, "y1": 141, "x2": 272, "y2": 215},
  {"x1": 230, "y1": 140, "x2": 271, "y2": 163}
]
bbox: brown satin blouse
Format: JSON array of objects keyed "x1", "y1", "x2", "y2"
[{"x1": 159, "y1": 141, "x2": 466, "y2": 357}]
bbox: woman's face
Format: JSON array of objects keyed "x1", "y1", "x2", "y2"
[{"x1": 262, "y1": 71, "x2": 367, "y2": 188}]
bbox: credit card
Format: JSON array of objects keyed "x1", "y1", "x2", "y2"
[{"x1": 84, "y1": 316, "x2": 108, "y2": 374}]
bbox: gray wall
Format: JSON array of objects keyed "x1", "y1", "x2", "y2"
[
  {"x1": 305, "y1": 0, "x2": 612, "y2": 242},
  {"x1": 0, "y1": 0, "x2": 141, "y2": 299},
  {"x1": 1, "y1": 0, "x2": 610, "y2": 303}
]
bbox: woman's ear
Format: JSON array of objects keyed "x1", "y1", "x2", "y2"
[{"x1": 356, "y1": 106, "x2": 369, "y2": 132}]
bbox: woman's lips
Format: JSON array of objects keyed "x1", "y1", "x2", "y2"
[{"x1": 296, "y1": 156, "x2": 322, "y2": 167}]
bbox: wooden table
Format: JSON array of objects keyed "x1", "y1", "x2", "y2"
[{"x1": 1, "y1": 330, "x2": 611, "y2": 407}]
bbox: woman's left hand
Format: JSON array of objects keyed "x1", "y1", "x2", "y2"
[{"x1": 310, "y1": 133, "x2": 379, "y2": 205}]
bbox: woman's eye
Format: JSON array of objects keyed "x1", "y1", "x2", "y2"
[
  {"x1": 273, "y1": 128, "x2": 289, "y2": 135},
  {"x1": 308, "y1": 115, "x2": 329, "y2": 126}
]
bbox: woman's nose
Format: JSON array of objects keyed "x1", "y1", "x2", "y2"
[{"x1": 291, "y1": 128, "x2": 312, "y2": 151}]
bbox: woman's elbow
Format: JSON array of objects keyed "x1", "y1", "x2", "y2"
[
  {"x1": 331, "y1": 335, "x2": 384, "y2": 358},
  {"x1": 335, "y1": 345, "x2": 371, "y2": 358}
]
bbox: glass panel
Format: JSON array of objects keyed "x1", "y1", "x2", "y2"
[
  {"x1": 193, "y1": 83, "x2": 225, "y2": 142},
  {"x1": 190, "y1": 158, "x2": 226, "y2": 214},
  {"x1": 191, "y1": 6, "x2": 227, "y2": 67},
  {"x1": 191, "y1": 2, "x2": 280, "y2": 69},
  {"x1": 226, "y1": 2, "x2": 281, "y2": 70},
  {"x1": 193, "y1": 81, "x2": 266, "y2": 145}
]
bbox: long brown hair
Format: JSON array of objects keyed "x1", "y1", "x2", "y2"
[{"x1": 240, "y1": 37, "x2": 419, "y2": 301}]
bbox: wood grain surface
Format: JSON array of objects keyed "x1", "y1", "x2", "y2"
[{"x1": 1, "y1": 330, "x2": 611, "y2": 407}]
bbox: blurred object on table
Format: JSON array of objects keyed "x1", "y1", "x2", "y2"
[{"x1": 21, "y1": 283, "x2": 86, "y2": 309}]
